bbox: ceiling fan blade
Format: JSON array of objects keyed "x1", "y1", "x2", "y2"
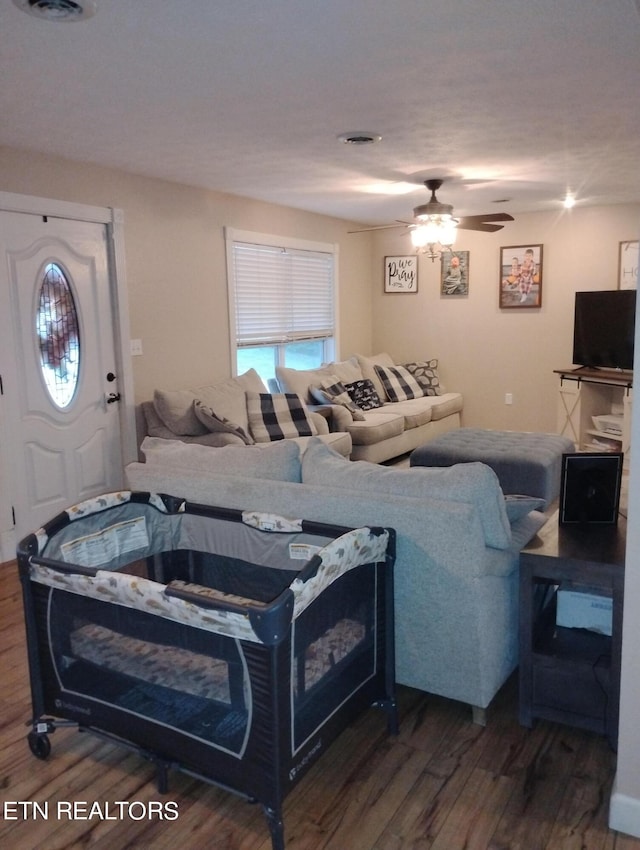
[
  {"x1": 456, "y1": 213, "x2": 514, "y2": 233},
  {"x1": 348, "y1": 222, "x2": 409, "y2": 233},
  {"x1": 456, "y1": 222, "x2": 507, "y2": 233},
  {"x1": 460, "y1": 213, "x2": 515, "y2": 223}
]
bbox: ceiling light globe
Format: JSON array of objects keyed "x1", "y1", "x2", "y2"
[
  {"x1": 410, "y1": 225, "x2": 430, "y2": 249},
  {"x1": 439, "y1": 219, "x2": 458, "y2": 247}
]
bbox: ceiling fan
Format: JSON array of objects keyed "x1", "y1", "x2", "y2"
[{"x1": 350, "y1": 178, "x2": 514, "y2": 258}]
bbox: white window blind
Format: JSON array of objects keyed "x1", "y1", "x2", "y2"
[{"x1": 230, "y1": 240, "x2": 335, "y2": 348}]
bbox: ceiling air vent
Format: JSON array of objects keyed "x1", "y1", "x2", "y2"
[
  {"x1": 12, "y1": 0, "x2": 97, "y2": 21},
  {"x1": 337, "y1": 132, "x2": 382, "y2": 146}
]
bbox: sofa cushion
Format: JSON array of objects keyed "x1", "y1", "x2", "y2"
[
  {"x1": 247, "y1": 392, "x2": 318, "y2": 442},
  {"x1": 275, "y1": 358, "x2": 362, "y2": 404},
  {"x1": 152, "y1": 369, "x2": 264, "y2": 437},
  {"x1": 301, "y1": 438, "x2": 511, "y2": 550},
  {"x1": 293, "y1": 431, "x2": 352, "y2": 457},
  {"x1": 141, "y1": 401, "x2": 246, "y2": 446},
  {"x1": 193, "y1": 399, "x2": 255, "y2": 444},
  {"x1": 343, "y1": 410, "x2": 405, "y2": 446},
  {"x1": 504, "y1": 494, "x2": 546, "y2": 521},
  {"x1": 345, "y1": 379, "x2": 384, "y2": 410},
  {"x1": 374, "y1": 364, "x2": 425, "y2": 402},
  {"x1": 196, "y1": 370, "x2": 265, "y2": 436},
  {"x1": 403, "y1": 359, "x2": 443, "y2": 396},
  {"x1": 141, "y1": 436, "x2": 302, "y2": 482},
  {"x1": 322, "y1": 357, "x2": 363, "y2": 385},
  {"x1": 276, "y1": 366, "x2": 334, "y2": 403},
  {"x1": 355, "y1": 352, "x2": 396, "y2": 400},
  {"x1": 382, "y1": 397, "x2": 433, "y2": 429},
  {"x1": 420, "y1": 392, "x2": 464, "y2": 421},
  {"x1": 153, "y1": 388, "x2": 209, "y2": 436}
]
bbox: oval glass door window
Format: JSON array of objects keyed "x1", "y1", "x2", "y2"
[{"x1": 36, "y1": 263, "x2": 80, "y2": 408}]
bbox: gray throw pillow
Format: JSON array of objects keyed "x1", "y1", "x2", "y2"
[
  {"x1": 309, "y1": 377, "x2": 366, "y2": 421},
  {"x1": 193, "y1": 399, "x2": 255, "y2": 445},
  {"x1": 403, "y1": 360, "x2": 443, "y2": 396}
]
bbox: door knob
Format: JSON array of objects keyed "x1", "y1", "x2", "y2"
[
  {"x1": 106, "y1": 372, "x2": 117, "y2": 382},
  {"x1": 106, "y1": 392, "x2": 121, "y2": 404}
]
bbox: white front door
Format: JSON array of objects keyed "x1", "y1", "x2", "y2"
[{"x1": 0, "y1": 209, "x2": 127, "y2": 547}]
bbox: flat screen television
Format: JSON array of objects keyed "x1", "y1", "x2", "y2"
[{"x1": 572, "y1": 289, "x2": 636, "y2": 371}]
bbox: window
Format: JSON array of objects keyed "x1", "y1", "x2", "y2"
[
  {"x1": 36, "y1": 262, "x2": 80, "y2": 409},
  {"x1": 226, "y1": 229, "x2": 337, "y2": 385}
]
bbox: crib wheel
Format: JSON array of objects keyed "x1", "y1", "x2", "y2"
[{"x1": 27, "y1": 731, "x2": 51, "y2": 760}]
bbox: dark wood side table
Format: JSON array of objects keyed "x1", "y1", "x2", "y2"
[{"x1": 519, "y1": 511, "x2": 625, "y2": 747}]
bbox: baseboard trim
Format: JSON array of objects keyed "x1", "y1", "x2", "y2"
[
  {"x1": 0, "y1": 527, "x2": 15, "y2": 565},
  {"x1": 610, "y1": 775, "x2": 640, "y2": 838}
]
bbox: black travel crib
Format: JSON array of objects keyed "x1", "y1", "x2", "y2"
[{"x1": 17, "y1": 491, "x2": 397, "y2": 849}]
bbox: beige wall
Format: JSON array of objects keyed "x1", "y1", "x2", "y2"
[
  {"x1": 0, "y1": 145, "x2": 373, "y2": 401},
  {"x1": 369, "y1": 205, "x2": 640, "y2": 433}
]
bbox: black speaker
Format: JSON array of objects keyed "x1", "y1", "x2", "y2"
[{"x1": 559, "y1": 452, "x2": 623, "y2": 525}]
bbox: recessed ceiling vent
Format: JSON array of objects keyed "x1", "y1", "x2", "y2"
[
  {"x1": 337, "y1": 132, "x2": 382, "y2": 145},
  {"x1": 12, "y1": 0, "x2": 97, "y2": 22}
]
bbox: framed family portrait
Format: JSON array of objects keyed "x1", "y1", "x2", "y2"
[
  {"x1": 499, "y1": 244, "x2": 543, "y2": 308},
  {"x1": 618, "y1": 240, "x2": 638, "y2": 289},
  {"x1": 384, "y1": 255, "x2": 418, "y2": 293},
  {"x1": 441, "y1": 250, "x2": 469, "y2": 296}
]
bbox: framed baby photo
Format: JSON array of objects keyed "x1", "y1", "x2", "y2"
[
  {"x1": 441, "y1": 250, "x2": 469, "y2": 296},
  {"x1": 499, "y1": 244, "x2": 543, "y2": 308},
  {"x1": 384, "y1": 255, "x2": 418, "y2": 293}
]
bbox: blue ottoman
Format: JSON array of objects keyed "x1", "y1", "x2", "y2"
[{"x1": 410, "y1": 428, "x2": 575, "y2": 507}]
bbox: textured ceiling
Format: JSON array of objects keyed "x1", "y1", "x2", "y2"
[{"x1": 1, "y1": 0, "x2": 640, "y2": 225}]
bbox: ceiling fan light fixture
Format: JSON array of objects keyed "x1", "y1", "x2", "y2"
[{"x1": 410, "y1": 215, "x2": 457, "y2": 257}]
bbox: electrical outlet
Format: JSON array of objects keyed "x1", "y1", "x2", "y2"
[
  {"x1": 505, "y1": 393, "x2": 513, "y2": 405},
  {"x1": 130, "y1": 339, "x2": 143, "y2": 356}
]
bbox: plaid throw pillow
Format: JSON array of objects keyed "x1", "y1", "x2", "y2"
[
  {"x1": 403, "y1": 359, "x2": 442, "y2": 396},
  {"x1": 246, "y1": 393, "x2": 318, "y2": 442},
  {"x1": 373, "y1": 364, "x2": 424, "y2": 402}
]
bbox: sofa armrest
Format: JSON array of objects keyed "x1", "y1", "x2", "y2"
[
  {"x1": 324, "y1": 404, "x2": 353, "y2": 432},
  {"x1": 308, "y1": 410, "x2": 330, "y2": 435}
]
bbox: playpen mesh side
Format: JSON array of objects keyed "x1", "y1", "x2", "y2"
[
  {"x1": 43, "y1": 587, "x2": 252, "y2": 755},
  {"x1": 21, "y1": 493, "x2": 394, "y2": 791},
  {"x1": 292, "y1": 563, "x2": 378, "y2": 751}
]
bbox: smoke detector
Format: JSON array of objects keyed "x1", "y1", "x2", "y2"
[{"x1": 12, "y1": 0, "x2": 97, "y2": 21}]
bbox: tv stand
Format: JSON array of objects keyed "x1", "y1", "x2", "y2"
[{"x1": 555, "y1": 368, "x2": 633, "y2": 456}]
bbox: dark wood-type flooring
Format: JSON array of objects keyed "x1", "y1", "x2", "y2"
[{"x1": 2, "y1": 558, "x2": 640, "y2": 850}]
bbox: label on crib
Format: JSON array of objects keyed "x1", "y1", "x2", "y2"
[
  {"x1": 289, "y1": 543, "x2": 322, "y2": 561},
  {"x1": 60, "y1": 516, "x2": 149, "y2": 567}
]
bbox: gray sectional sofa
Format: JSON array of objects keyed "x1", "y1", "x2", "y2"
[
  {"x1": 126, "y1": 437, "x2": 547, "y2": 721},
  {"x1": 138, "y1": 353, "x2": 462, "y2": 464},
  {"x1": 274, "y1": 352, "x2": 463, "y2": 463}
]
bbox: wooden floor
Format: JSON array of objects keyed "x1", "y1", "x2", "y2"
[{"x1": 2, "y1": 559, "x2": 640, "y2": 850}]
